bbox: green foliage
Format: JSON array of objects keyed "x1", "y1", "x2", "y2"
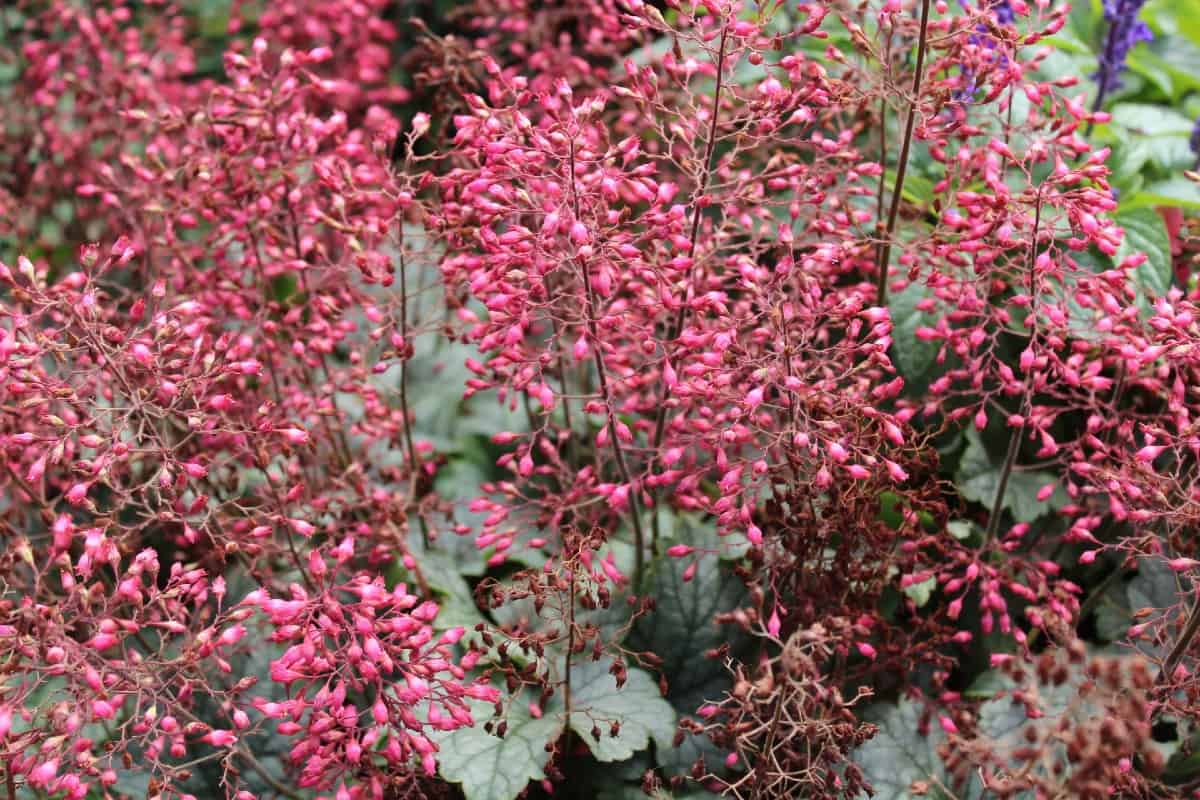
[
  {"x1": 853, "y1": 698, "x2": 980, "y2": 800},
  {"x1": 630, "y1": 515, "x2": 750, "y2": 774},
  {"x1": 889, "y1": 278, "x2": 940, "y2": 384},
  {"x1": 434, "y1": 695, "x2": 565, "y2": 800},
  {"x1": 954, "y1": 428, "x2": 1066, "y2": 524},
  {"x1": 1116, "y1": 207, "x2": 1174, "y2": 303},
  {"x1": 1092, "y1": 557, "x2": 1189, "y2": 651},
  {"x1": 566, "y1": 657, "x2": 677, "y2": 762}
]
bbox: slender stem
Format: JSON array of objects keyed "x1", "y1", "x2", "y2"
[
  {"x1": 875, "y1": 0, "x2": 932, "y2": 304},
  {"x1": 568, "y1": 138, "x2": 648, "y2": 588},
  {"x1": 649, "y1": 22, "x2": 730, "y2": 550},
  {"x1": 876, "y1": 23, "x2": 892, "y2": 237},
  {"x1": 985, "y1": 195, "x2": 1042, "y2": 544},
  {"x1": 1160, "y1": 585, "x2": 1200, "y2": 687},
  {"x1": 876, "y1": 96, "x2": 888, "y2": 236},
  {"x1": 564, "y1": 567, "x2": 576, "y2": 714},
  {"x1": 753, "y1": 692, "x2": 787, "y2": 799},
  {"x1": 985, "y1": 423, "x2": 1023, "y2": 543},
  {"x1": 396, "y1": 219, "x2": 430, "y2": 549}
]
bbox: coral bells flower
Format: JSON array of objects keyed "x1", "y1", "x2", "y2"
[{"x1": 241, "y1": 576, "x2": 495, "y2": 789}]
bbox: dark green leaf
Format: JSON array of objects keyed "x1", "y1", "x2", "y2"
[
  {"x1": 954, "y1": 429, "x2": 1066, "y2": 523},
  {"x1": 889, "y1": 279, "x2": 939, "y2": 382},
  {"x1": 854, "y1": 698, "x2": 980, "y2": 800},
  {"x1": 1115, "y1": 207, "x2": 1173, "y2": 301},
  {"x1": 435, "y1": 696, "x2": 564, "y2": 800},
  {"x1": 567, "y1": 657, "x2": 677, "y2": 763}
]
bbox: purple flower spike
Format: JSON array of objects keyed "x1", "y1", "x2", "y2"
[{"x1": 1091, "y1": 0, "x2": 1154, "y2": 111}]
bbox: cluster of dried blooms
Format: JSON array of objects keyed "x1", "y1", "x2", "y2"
[{"x1": 1, "y1": 0, "x2": 1199, "y2": 798}]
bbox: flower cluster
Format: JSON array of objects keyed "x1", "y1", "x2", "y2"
[{"x1": 1, "y1": 0, "x2": 1200, "y2": 797}]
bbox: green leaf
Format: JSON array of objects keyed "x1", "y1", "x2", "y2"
[
  {"x1": 854, "y1": 698, "x2": 980, "y2": 800},
  {"x1": 1086, "y1": 557, "x2": 1188, "y2": 651},
  {"x1": 889, "y1": 279, "x2": 939, "y2": 383},
  {"x1": 567, "y1": 657, "x2": 677, "y2": 762},
  {"x1": 1135, "y1": 35, "x2": 1200, "y2": 100},
  {"x1": 883, "y1": 168, "x2": 934, "y2": 207},
  {"x1": 1124, "y1": 176, "x2": 1200, "y2": 211},
  {"x1": 1115, "y1": 208, "x2": 1173, "y2": 301},
  {"x1": 954, "y1": 429, "x2": 1066, "y2": 523},
  {"x1": 972, "y1": 647, "x2": 1146, "y2": 789},
  {"x1": 631, "y1": 515, "x2": 749, "y2": 775},
  {"x1": 903, "y1": 575, "x2": 937, "y2": 608},
  {"x1": 490, "y1": 540, "x2": 639, "y2": 645},
  {"x1": 435, "y1": 697, "x2": 565, "y2": 800},
  {"x1": 1127, "y1": 555, "x2": 1186, "y2": 614},
  {"x1": 388, "y1": 532, "x2": 484, "y2": 631},
  {"x1": 269, "y1": 272, "x2": 299, "y2": 303},
  {"x1": 946, "y1": 519, "x2": 980, "y2": 543},
  {"x1": 633, "y1": 520, "x2": 748, "y2": 710},
  {"x1": 1125, "y1": 52, "x2": 1174, "y2": 97},
  {"x1": 1065, "y1": 0, "x2": 1100, "y2": 48},
  {"x1": 1108, "y1": 103, "x2": 1196, "y2": 136}
]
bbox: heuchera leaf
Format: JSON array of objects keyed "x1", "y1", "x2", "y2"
[
  {"x1": 630, "y1": 515, "x2": 749, "y2": 774},
  {"x1": 853, "y1": 698, "x2": 981, "y2": 800},
  {"x1": 434, "y1": 696, "x2": 565, "y2": 800},
  {"x1": 1115, "y1": 208, "x2": 1173, "y2": 303},
  {"x1": 889, "y1": 278, "x2": 940, "y2": 384},
  {"x1": 955, "y1": 429, "x2": 1067, "y2": 523},
  {"x1": 567, "y1": 657, "x2": 677, "y2": 763}
]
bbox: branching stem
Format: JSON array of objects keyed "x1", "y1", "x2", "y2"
[{"x1": 875, "y1": 0, "x2": 931, "y2": 304}]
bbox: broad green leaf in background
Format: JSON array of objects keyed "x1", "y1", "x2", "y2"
[
  {"x1": 853, "y1": 697, "x2": 981, "y2": 800},
  {"x1": 630, "y1": 514, "x2": 749, "y2": 775},
  {"x1": 398, "y1": 531, "x2": 486, "y2": 631},
  {"x1": 1091, "y1": 557, "x2": 1189, "y2": 655},
  {"x1": 903, "y1": 575, "x2": 938, "y2": 608},
  {"x1": 435, "y1": 696, "x2": 564, "y2": 800},
  {"x1": 1124, "y1": 176, "x2": 1200, "y2": 211},
  {"x1": 970, "y1": 647, "x2": 1179, "y2": 789},
  {"x1": 1132, "y1": 36, "x2": 1200, "y2": 101},
  {"x1": 889, "y1": 278, "x2": 940, "y2": 384},
  {"x1": 567, "y1": 657, "x2": 677, "y2": 763},
  {"x1": 954, "y1": 429, "x2": 1067, "y2": 524},
  {"x1": 632, "y1": 520, "x2": 748, "y2": 710},
  {"x1": 1115, "y1": 207, "x2": 1173, "y2": 303},
  {"x1": 1109, "y1": 103, "x2": 1196, "y2": 136}
]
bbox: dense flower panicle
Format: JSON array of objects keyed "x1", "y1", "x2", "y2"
[
  {"x1": 240, "y1": 574, "x2": 497, "y2": 789},
  {"x1": 1, "y1": 0, "x2": 1200, "y2": 798},
  {"x1": 0, "y1": 4, "x2": 487, "y2": 796}
]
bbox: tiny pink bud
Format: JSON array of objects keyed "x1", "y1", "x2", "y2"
[
  {"x1": 767, "y1": 608, "x2": 781, "y2": 638},
  {"x1": 203, "y1": 729, "x2": 238, "y2": 747},
  {"x1": 280, "y1": 427, "x2": 309, "y2": 444},
  {"x1": 288, "y1": 518, "x2": 316, "y2": 537}
]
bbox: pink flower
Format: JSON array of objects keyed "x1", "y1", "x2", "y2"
[
  {"x1": 287, "y1": 518, "x2": 316, "y2": 537},
  {"x1": 202, "y1": 729, "x2": 237, "y2": 747}
]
